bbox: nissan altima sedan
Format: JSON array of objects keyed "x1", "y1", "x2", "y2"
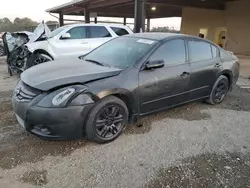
[{"x1": 12, "y1": 33, "x2": 239, "y2": 143}]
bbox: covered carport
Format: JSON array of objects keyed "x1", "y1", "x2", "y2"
[
  {"x1": 47, "y1": 0, "x2": 250, "y2": 55},
  {"x1": 46, "y1": 0, "x2": 226, "y2": 32}
]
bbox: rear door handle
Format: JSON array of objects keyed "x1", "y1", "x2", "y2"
[
  {"x1": 81, "y1": 42, "x2": 88, "y2": 44},
  {"x1": 214, "y1": 63, "x2": 222, "y2": 68},
  {"x1": 180, "y1": 72, "x2": 190, "y2": 78}
]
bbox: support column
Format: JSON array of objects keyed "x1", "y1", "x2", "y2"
[
  {"x1": 123, "y1": 17, "x2": 127, "y2": 25},
  {"x1": 147, "y1": 18, "x2": 150, "y2": 32},
  {"x1": 59, "y1": 12, "x2": 64, "y2": 26},
  {"x1": 94, "y1": 17, "x2": 97, "y2": 24},
  {"x1": 84, "y1": 8, "x2": 90, "y2": 23},
  {"x1": 134, "y1": 0, "x2": 146, "y2": 33}
]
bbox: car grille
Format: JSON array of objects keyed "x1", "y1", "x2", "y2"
[{"x1": 14, "y1": 81, "x2": 40, "y2": 102}]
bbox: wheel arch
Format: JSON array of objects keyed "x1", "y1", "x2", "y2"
[
  {"x1": 220, "y1": 70, "x2": 233, "y2": 90},
  {"x1": 96, "y1": 88, "x2": 137, "y2": 123},
  {"x1": 33, "y1": 49, "x2": 54, "y2": 60}
]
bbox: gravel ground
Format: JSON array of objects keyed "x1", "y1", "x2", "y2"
[{"x1": 1, "y1": 57, "x2": 250, "y2": 188}]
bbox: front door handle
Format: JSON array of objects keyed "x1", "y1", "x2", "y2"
[
  {"x1": 214, "y1": 63, "x2": 222, "y2": 68},
  {"x1": 81, "y1": 42, "x2": 88, "y2": 44},
  {"x1": 180, "y1": 72, "x2": 190, "y2": 78}
]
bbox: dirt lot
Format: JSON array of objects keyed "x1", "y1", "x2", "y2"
[{"x1": 1, "y1": 56, "x2": 250, "y2": 188}]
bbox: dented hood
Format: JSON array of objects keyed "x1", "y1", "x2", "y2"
[{"x1": 21, "y1": 57, "x2": 122, "y2": 91}]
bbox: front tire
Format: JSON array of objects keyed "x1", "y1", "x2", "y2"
[
  {"x1": 206, "y1": 75, "x2": 229, "y2": 105},
  {"x1": 27, "y1": 52, "x2": 53, "y2": 68},
  {"x1": 85, "y1": 96, "x2": 129, "y2": 143}
]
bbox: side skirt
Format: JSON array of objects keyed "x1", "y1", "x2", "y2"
[{"x1": 139, "y1": 96, "x2": 209, "y2": 118}]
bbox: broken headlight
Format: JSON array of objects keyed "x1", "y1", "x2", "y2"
[{"x1": 37, "y1": 85, "x2": 93, "y2": 108}]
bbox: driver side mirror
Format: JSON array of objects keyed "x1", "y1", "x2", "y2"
[
  {"x1": 144, "y1": 60, "x2": 165, "y2": 70},
  {"x1": 60, "y1": 33, "x2": 71, "y2": 40}
]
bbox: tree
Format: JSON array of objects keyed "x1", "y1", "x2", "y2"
[
  {"x1": 2, "y1": 17, "x2": 12, "y2": 25},
  {"x1": 0, "y1": 17, "x2": 13, "y2": 32},
  {"x1": 151, "y1": 27, "x2": 180, "y2": 33},
  {"x1": 0, "y1": 17, "x2": 38, "y2": 32},
  {"x1": 46, "y1": 20, "x2": 59, "y2": 25},
  {"x1": 14, "y1": 18, "x2": 22, "y2": 25}
]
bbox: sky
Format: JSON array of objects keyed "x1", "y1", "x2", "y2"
[{"x1": 0, "y1": 0, "x2": 181, "y2": 30}]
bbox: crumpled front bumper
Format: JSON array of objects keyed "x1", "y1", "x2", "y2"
[{"x1": 12, "y1": 94, "x2": 94, "y2": 140}]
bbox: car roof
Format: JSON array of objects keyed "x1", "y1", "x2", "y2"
[
  {"x1": 125, "y1": 32, "x2": 188, "y2": 41},
  {"x1": 65, "y1": 23, "x2": 130, "y2": 29},
  {"x1": 124, "y1": 32, "x2": 220, "y2": 46}
]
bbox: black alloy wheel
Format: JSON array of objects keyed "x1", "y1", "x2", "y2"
[
  {"x1": 214, "y1": 82, "x2": 228, "y2": 103},
  {"x1": 95, "y1": 105, "x2": 125, "y2": 139},
  {"x1": 206, "y1": 75, "x2": 229, "y2": 105},
  {"x1": 85, "y1": 96, "x2": 128, "y2": 143}
]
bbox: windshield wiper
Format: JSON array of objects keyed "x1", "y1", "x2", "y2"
[{"x1": 85, "y1": 59, "x2": 105, "y2": 66}]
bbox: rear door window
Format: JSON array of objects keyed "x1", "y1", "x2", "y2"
[
  {"x1": 188, "y1": 40, "x2": 213, "y2": 62},
  {"x1": 67, "y1": 26, "x2": 87, "y2": 39},
  {"x1": 111, "y1": 27, "x2": 129, "y2": 36},
  {"x1": 88, "y1": 26, "x2": 112, "y2": 38}
]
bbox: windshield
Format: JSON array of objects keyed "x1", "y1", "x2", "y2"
[
  {"x1": 84, "y1": 37, "x2": 157, "y2": 69},
  {"x1": 49, "y1": 26, "x2": 69, "y2": 38}
]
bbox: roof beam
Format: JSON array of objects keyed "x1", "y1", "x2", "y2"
[
  {"x1": 91, "y1": 4, "x2": 182, "y2": 18},
  {"x1": 46, "y1": 0, "x2": 89, "y2": 13},
  {"x1": 89, "y1": 0, "x2": 132, "y2": 9},
  {"x1": 62, "y1": 5, "x2": 85, "y2": 14},
  {"x1": 62, "y1": 0, "x2": 133, "y2": 15},
  {"x1": 147, "y1": 0, "x2": 225, "y2": 10}
]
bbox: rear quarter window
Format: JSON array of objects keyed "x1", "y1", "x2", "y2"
[
  {"x1": 211, "y1": 45, "x2": 218, "y2": 58},
  {"x1": 111, "y1": 27, "x2": 129, "y2": 36}
]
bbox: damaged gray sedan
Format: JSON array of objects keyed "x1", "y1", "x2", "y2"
[{"x1": 12, "y1": 33, "x2": 239, "y2": 143}]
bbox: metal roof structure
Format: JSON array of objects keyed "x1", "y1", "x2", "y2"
[
  {"x1": 46, "y1": 0, "x2": 237, "y2": 18},
  {"x1": 46, "y1": 0, "x2": 238, "y2": 32}
]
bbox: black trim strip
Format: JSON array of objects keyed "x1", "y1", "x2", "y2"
[
  {"x1": 142, "y1": 86, "x2": 209, "y2": 105},
  {"x1": 140, "y1": 96, "x2": 209, "y2": 116}
]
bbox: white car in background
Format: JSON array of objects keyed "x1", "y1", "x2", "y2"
[{"x1": 26, "y1": 23, "x2": 133, "y2": 62}]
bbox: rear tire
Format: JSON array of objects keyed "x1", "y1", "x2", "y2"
[
  {"x1": 206, "y1": 75, "x2": 229, "y2": 105},
  {"x1": 85, "y1": 96, "x2": 129, "y2": 144}
]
